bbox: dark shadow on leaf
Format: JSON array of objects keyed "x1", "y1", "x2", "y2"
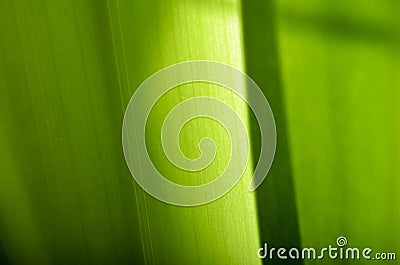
[{"x1": 241, "y1": 0, "x2": 303, "y2": 264}]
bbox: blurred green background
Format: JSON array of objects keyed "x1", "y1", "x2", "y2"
[{"x1": 0, "y1": 0, "x2": 399, "y2": 264}]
